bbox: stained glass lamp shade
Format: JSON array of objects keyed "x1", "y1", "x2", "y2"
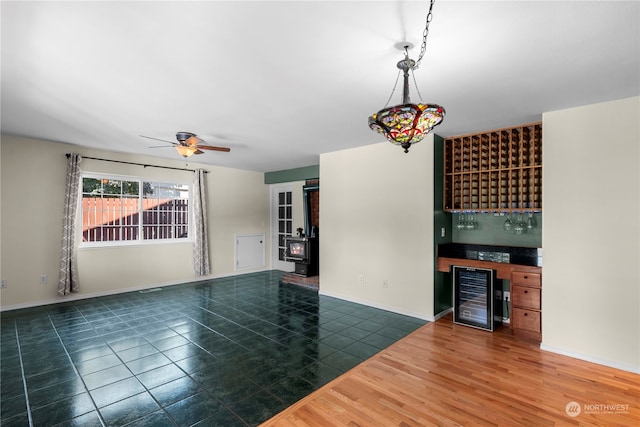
[
  {"x1": 369, "y1": 103, "x2": 445, "y2": 153},
  {"x1": 369, "y1": 56, "x2": 445, "y2": 153}
]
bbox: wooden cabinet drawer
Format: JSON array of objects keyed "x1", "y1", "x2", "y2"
[
  {"x1": 511, "y1": 285, "x2": 541, "y2": 310},
  {"x1": 512, "y1": 271, "x2": 541, "y2": 287},
  {"x1": 511, "y1": 308, "x2": 541, "y2": 333}
]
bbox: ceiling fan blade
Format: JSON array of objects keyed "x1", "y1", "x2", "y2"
[
  {"x1": 140, "y1": 135, "x2": 177, "y2": 145},
  {"x1": 148, "y1": 145, "x2": 174, "y2": 149},
  {"x1": 197, "y1": 145, "x2": 231, "y2": 152},
  {"x1": 193, "y1": 149, "x2": 205, "y2": 155}
]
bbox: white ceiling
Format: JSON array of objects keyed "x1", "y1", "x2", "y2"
[{"x1": 2, "y1": 1, "x2": 638, "y2": 172}]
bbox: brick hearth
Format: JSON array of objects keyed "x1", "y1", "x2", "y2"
[{"x1": 280, "y1": 273, "x2": 319, "y2": 292}]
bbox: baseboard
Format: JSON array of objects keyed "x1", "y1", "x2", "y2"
[
  {"x1": 540, "y1": 343, "x2": 640, "y2": 374},
  {"x1": 433, "y1": 307, "x2": 453, "y2": 321},
  {"x1": 318, "y1": 290, "x2": 433, "y2": 321},
  {"x1": 0, "y1": 268, "x2": 269, "y2": 312}
]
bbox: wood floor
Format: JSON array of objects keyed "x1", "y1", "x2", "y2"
[{"x1": 260, "y1": 315, "x2": 640, "y2": 426}]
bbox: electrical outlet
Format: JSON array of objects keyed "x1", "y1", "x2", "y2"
[
  {"x1": 503, "y1": 291, "x2": 510, "y2": 301},
  {"x1": 359, "y1": 274, "x2": 364, "y2": 285},
  {"x1": 40, "y1": 275, "x2": 47, "y2": 285},
  {"x1": 1, "y1": 279, "x2": 6, "y2": 289},
  {"x1": 441, "y1": 227, "x2": 446, "y2": 238},
  {"x1": 383, "y1": 280, "x2": 389, "y2": 288}
]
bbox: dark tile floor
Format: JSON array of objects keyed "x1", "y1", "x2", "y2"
[{"x1": 0, "y1": 270, "x2": 427, "y2": 426}]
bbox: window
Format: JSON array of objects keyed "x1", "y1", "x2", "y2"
[{"x1": 81, "y1": 174, "x2": 190, "y2": 245}]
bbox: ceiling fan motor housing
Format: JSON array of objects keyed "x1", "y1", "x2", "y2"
[{"x1": 176, "y1": 131, "x2": 195, "y2": 143}]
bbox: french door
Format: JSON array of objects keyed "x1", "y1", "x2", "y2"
[{"x1": 271, "y1": 185, "x2": 294, "y2": 271}]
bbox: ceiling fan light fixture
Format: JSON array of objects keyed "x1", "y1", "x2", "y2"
[
  {"x1": 175, "y1": 145, "x2": 198, "y2": 158},
  {"x1": 141, "y1": 132, "x2": 231, "y2": 157}
]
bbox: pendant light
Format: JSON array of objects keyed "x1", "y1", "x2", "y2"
[{"x1": 368, "y1": 0, "x2": 445, "y2": 153}]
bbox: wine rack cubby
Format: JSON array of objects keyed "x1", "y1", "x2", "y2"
[{"x1": 444, "y1": 122, "x2": 542, "y2": 212}]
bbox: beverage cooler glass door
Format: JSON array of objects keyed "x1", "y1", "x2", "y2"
[{"x1": 453, "y1": 266, "x2": 501, "y2": 331}]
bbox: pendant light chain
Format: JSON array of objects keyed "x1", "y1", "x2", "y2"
[
  {"x1": 381, "y1": 69, "x2": 402, "y2": 109},
  {"x1": 414, "y1": 0, "x2": 436, "y2": 70},
  {"x1": 411, "y1": 68, "x2": 424, "y2": 103}
]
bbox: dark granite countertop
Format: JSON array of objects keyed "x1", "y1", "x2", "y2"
[{"x1": 438, "y1": 243, "x2": 541, "y2": 267}]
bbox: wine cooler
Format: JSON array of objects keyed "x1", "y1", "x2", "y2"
[{"x1": 453, "y1": 266, "x2": 502, "y2": 331}]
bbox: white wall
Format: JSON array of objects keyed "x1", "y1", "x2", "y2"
[
  {"x1": 319, "y1": 136, "x2": 435, "y2": 320},
  {"x1": 0, "y1": 135, "x2": 270, "y2": 310},
  {"x1": 542, "y1": 96, "x2": 640, "y2": 373}
]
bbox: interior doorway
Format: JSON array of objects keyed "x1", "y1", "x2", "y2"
[{"x1": 303, "y1": 180, "x2": 319, "y2": 237}]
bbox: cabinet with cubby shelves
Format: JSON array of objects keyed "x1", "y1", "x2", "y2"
[{"x1": 444, "y1": 122, "x2": 542, "y2": 213}]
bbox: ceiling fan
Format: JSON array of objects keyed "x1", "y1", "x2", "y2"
[{"x1": 141, "y1": 132, "x2": 231, "y2": 158}]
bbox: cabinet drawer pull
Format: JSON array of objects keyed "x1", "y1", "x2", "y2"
[
  {"x1": 524, "y1": 290, "x2": 528, "y2": 294},
  {"x1": 524, "y1": 275, "x2": 528, "y2": 279},
  {"x1": 524, "y1": 313, "x2": 528, "y2": 316}
]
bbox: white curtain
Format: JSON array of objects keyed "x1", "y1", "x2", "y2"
[
  {"x1": 58, "y1": 153, "x2": 82, "y2": 295},
  {"x1": 193, "y1": 169, "x2": 210, "y2": 276}
]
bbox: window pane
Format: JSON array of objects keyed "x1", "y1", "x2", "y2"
[
  {"x1": 122, "y1": 181, "x2": 139, "y2": 196},
  {"x1": 142, "y1": 181, "x2": 189, "y2": 241},
  {"x1": 104, "y1": 226, "x2": 120, "y2": 241}
]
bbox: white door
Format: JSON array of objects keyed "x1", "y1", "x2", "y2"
[{"x1": 271, "y1": 185, "x2": 295, "y2": 272}]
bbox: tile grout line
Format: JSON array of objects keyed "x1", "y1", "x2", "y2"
[
  {"x1": 63, "y1": 305, "x2": 182, "y2": 426},
  {"x1": 174, "y1": 293, "x2": 287, "y2": 423},
  {"x1": 169, "y1": 318, "x2": 258, "y2": 425},
  {"x1": 46, "y1": 312, "x2": 108, "y2": 427},
  {"x1": 13, "y1": 319, "x2": 34, "y2": 427}
]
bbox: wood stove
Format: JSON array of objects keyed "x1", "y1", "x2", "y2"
[{"x1": 284, "y1": 236, "x2": 318, "y2": 276}]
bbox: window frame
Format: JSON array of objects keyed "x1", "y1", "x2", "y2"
[{"x1": 79, "y1": 172, "x2": 192, "y2": 248}]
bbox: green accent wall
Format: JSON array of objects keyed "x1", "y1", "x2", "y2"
[
  {"x1": 433, "y1": 134, "x2": 453, "y2": 316},
  {"x1": 451, "y1": 213, "x2": 542, "y2": 247},
  {"x1": 264, "y1": 165, "x2": 319, "y2": 184}
]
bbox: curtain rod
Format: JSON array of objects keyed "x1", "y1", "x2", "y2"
[{"x1": 66, "y1": 153, "x2": 208, "y2": 173}]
